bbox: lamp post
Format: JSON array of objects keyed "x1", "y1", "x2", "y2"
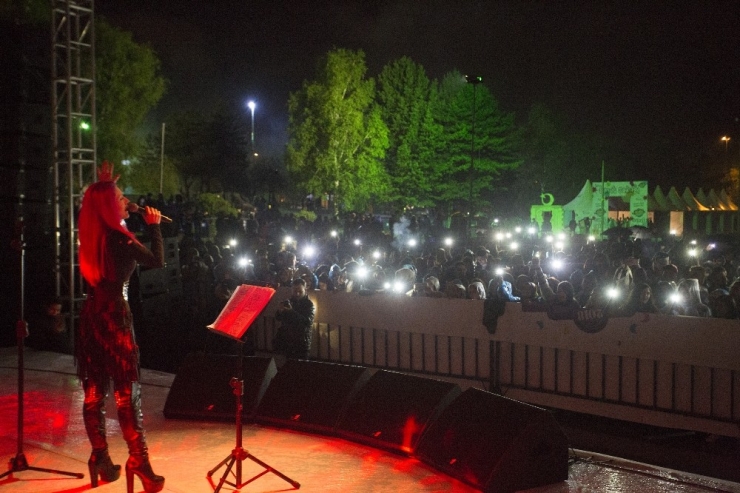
[
  {"x1": 721, "y1": 135, "x2": 730, "y2": 152},
  {"x1": 465, "y1": 75, "x2": 482, "y2": 238},
  {"x1": 247, "y1": 100, "x2": 256, "y2": 153}
]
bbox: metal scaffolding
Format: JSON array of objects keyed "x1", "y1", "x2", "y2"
[{"x1": 51, "y1": 0, "x2": 96, "y2": 336}]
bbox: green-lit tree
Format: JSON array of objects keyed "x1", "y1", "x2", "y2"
[
  {"x1": 287, "y1": 48, "x2": 390, "y2": 212},
  {"x1": 376, "y1": 57, "x2": 442, "y2": 208},
  {"x1": 122, "y1": 133, "x2": 181, "y2": 198},
  {"x1": 95, "y1": 20, "x2": 166, "y2": 164},
  {"x1": 433, "y1": 71, "x2": 521, "y2": 210}
]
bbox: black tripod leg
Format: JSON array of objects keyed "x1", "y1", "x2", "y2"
[
  {"x1": 246, "y1": 453, "x2": 301, "y2": 489},
  {"x1": 213, "y1": 456, "x2": 237, "y2": 493},
  {"x1": 0, "y1": 453, "x2": 84, "y2": 480}
]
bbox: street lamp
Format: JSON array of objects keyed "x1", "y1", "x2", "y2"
[
  {"x1": 721, "y1": 135, "x2": 730, "y2": 152},
  {"x1": 247, "y1": 100, "x2": 256, "y2": 153},
  {"x1": 465, "y1": 75, "x2": 482, "y2": 238}
]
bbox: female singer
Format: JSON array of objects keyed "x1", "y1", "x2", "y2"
[{"x1": 76, "y1": 161, "x2": 165, "y2": 493}]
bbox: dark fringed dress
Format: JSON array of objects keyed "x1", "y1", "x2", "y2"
[{"x1": 75, "y1": 225, "x2": 163, "y2": 384}]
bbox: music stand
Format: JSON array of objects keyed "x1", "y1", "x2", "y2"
[{"x1": 205, "y1": 285, "x2": 300, "y2": 492}]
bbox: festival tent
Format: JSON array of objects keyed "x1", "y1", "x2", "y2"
[
  {"x1": 708, "y1": 189, "x2": 729, "y2": 210},
  {"x1": 652, "y1": 186, "x2": 672, "y2": 211},
  {"x1": 719, "y1": 190, "x2": 738, "y2": 211},
  {"x1": 696, "y1": 188, "x2": 710, "y2": 208},
  {"x1": 561, "y1": 179, "x2": 594, "y2": 222},
  {"x1": 667, "y1": 187, "x2": 690, "y2": 210},
  {"x1": 682, "y1": 188, "x2": 709, "y2": 211}
]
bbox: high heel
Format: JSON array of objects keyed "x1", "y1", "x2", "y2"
[
  {"x1": 126, "y1": 454, "x2": 165, "y2": 493},
  {"x1": 88, "y1": 448, "x2": 121, "y2": 487}
]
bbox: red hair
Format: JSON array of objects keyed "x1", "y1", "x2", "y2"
[{"x1": 78, "y1": 181, "x2": 137, "y2": 287}]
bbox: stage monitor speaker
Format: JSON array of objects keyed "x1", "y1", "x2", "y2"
[
  {"x1": 335, "y1": 370, "x2": 461, "y2": 454},
  {"x1": 255, "y1": 359, "x2": 371, "y2": 434},
  {"x1": 415, "y1": 387, "x2": 569, "y2": 493},
  {"x1": 163, "y1": 352, "x2": 277, "y2": 422}
]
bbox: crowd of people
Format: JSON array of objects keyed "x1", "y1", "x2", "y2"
[{"x1": 154, "y1": 200, "x2": 740, "y2": 331}]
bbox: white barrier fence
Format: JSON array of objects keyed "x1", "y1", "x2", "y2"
[{"x1": 252, "y1": 288, "x2": 740, "y2": 438}]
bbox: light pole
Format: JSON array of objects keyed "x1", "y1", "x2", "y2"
[
  {"x1": 722, "y1": 135, "x2": 730, "y2": 152},
  {"x1": 465, "y1": 75, "x2": 482, "y2": 238},
  {"x1": 247, "y1": 100, "x2": 256, "y2": 153}
]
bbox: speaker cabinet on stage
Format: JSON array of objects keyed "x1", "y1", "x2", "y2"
[
  {"x1": 335, "y1": 370, "x2": 461, "y2": 454},
  {"x1": 163, "y1": 352, "x2": 277, "y2": 422},
  {"x1": 255, "y1": 360, "x2": 371, "y2": 434},
  {"x1": 415, "y1": 387, "x2": 569, "y2": 493}
]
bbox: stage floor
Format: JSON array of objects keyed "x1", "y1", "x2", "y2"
[{"x1": 1, "y1": 347, "x2": 739, "y2": 493}]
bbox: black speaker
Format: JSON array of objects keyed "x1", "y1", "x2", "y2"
[
  {"x1": 415, "y1": 387, "x2": 569, "y2": 493},
  {"x1": 335, "y1": 370, "x2": 461, "y2": 454},
  {"x1": 163, "y1": 352, "x2": 277, "y2": 422},
  {"x1": 255, "y1": 360, "x2": 371, "y2": 434}
]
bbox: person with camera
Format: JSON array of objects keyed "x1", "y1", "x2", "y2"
[{"x1": 273, "y1": 278, "x2": 315, "y2": 359}]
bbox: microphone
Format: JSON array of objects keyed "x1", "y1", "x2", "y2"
[{"x1": 127, "y1": 203, "x2": 172, "y2": 223}]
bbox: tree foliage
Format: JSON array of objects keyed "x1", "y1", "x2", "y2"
[
  {"x1": 432, "y1": 70, "x2": 522, "y2": 208},
  {"x1": 377, "y1": 57, "x2": 442, "y2": 208},
  {"x1": 287, "y1": 48, "x2": 390, "y2": 211},
  {"x1": 95, "y1": 20, "x2": 166, "y2": 164}
]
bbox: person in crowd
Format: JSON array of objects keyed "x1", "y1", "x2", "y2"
[
  {"x1": 706, "y1": 289, "x2": 737, "y2": 319},
  {"x1": 424, "y1": 276, "x2": 445, "y2": 298},
  {"x1": 488, "y1": 274, "x2": 520, "y2": 302},
  {"x1": 618, "y1": 283, "x2": 659, "y2": 316},
  {"x1": 76, "y1": 162, "x2": 165, "y2": 492},
  {"x1": 669, "y1": 278, "x2": 711, "y2": 317},
  {"x1": 468, "y1": 281, "x2": 487, "y2": 300},
  {"x1": 546, "y1": 281, "x2": 581, "y2": 320},
  {"x1": 445, "y1": 282, "x2": 467, "y2": 299},
  {"x1": 273, "y1": 278, "x2": 316, "y2": 359},
  {"x1": 27, "y1": 296, "x2": 71, "y2": 354}
]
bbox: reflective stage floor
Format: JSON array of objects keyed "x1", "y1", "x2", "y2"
[{"x1": 1, "y1": 347, "x2": 739, "y2": 493}]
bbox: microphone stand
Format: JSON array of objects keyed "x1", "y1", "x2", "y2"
[{"x1": 0, "y1": 218, "x2": 83, "y2": 481}]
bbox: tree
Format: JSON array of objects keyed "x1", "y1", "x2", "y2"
[
  {"x1": 95, "y1": 20, "x2": 166, "y2": 164},
  {"x1": 287, "y1": 48, "x2": 390, "y2": 212},
  {"x1": 376, "y1": 57, "x2": 442, "y2": 208},
  {"x1": 122, "y1": 133, "x2": 181, "y2": 198},
  {"x1": 432, "y1": 71, "x2": 521, "y2": 210}
]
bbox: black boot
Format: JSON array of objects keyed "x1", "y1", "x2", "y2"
[
  {"x1": 88, "y1": 447, "x2": 121, "y2": 487},
  {"x1": 83, "y1": 379, "x2": 121, "y2": 487},
  {"x1": 116, "y1": 381, "x2": 165, "y2": 493}
]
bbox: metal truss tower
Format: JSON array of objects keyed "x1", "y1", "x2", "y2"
[{"x1": 51, "y1": 0, "x2": 96, "y2": 336}]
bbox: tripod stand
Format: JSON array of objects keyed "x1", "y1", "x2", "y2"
[
  {"x1": 207, "y1": 341, "x2": 300, "y2": 492},
  {"x1": 0, "y1": 218, "x2": 84, "y2": 481}
]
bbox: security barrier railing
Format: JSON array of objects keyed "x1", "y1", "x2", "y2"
[{"x1": 252, "y1": 288, "x2": 740, "y2": 438}]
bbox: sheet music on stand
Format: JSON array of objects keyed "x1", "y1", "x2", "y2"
[{"x1": 207, "y1": 284, "x2": 276, "y2": 340}]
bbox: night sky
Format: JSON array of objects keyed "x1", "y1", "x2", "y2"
[{"x1": 96, "y1": 0, "x2": 740, "y2": 189}]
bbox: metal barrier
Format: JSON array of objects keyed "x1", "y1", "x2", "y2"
[{"x1": 252, "y1": 289, "x2": 740, "y2": 438}]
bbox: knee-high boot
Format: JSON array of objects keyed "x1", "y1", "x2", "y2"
[
  {"x1": 116, "y1": 381, "x2": 164, "y2": 493},
  {"x1": 83, "y1": 379, "x2": 121, "y2": 487}
]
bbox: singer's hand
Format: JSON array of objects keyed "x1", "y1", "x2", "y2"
[{"x1": 142, "y1": 206, "x2": 162, "y2": 225}]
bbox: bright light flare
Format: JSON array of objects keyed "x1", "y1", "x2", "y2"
[
  {"x1": 373, "y1": 250, "x2": 381, "y2": 260},
  {"x1": 552, "y1": 259, "x2": 563, "y2": 270},
  {"x1": 354, "y1": 239, "x2": 361, "y2": 246},
  {"x1": 284, "y1": 235, "x2": 293, "y2": 244},
  {"x1": 303, "y1": 246, "x2": 316, "y2": 258},
  {"x1": 229, "y1": 238, "x2": 238, "y2": 247},
  {"x1": 606, "y1": 287, "x2": 620, "y2": 299},
  {"x1": 330, "y1": 230, "x2": 338, "y2": 238},
  {"x1": 407, "y1": 238, "x2": 417, "y2": 248},
  {"x1": 238, "y1": 257, "x2": 249, "y2": 267}
]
